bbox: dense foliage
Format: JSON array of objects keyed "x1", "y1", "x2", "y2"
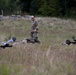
[{"x1": 0, "y1": 0, "x2": 76, "y2": 17}]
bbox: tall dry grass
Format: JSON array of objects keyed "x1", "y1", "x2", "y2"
[{"x1": 0, "y1": 17, "x2": 76, "y2": 75}]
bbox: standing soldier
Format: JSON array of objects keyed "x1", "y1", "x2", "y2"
[{"x1": 31, "y1": 16, "x2": 38, "y2": 41}]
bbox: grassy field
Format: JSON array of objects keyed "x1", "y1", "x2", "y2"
[{"x1": 0, "y1": 17, "x2": 76, "y2": 75}]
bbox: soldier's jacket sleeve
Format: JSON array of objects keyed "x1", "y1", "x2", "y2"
[{"x1": 32, "y1": 20, "x2": 38, "y2": 30}]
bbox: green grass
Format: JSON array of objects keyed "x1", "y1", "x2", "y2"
[
  {"x1": 0, "y1": 64, "x2": 21, "y2": 75},
  {"x1": 0, "y1": 65, "x2": 11, "y2": 75},
  {"x1": 0, "y1": 17, "x2": 76, "y2": 75}
]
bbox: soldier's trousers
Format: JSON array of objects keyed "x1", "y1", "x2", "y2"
[{"x1": 31, "y1": 32, "x2": 38, "y2": 40}]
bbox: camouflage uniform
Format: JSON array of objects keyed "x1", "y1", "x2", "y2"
[{"x1": 31, "y1": 19, "x2": 38, "y2": 40}]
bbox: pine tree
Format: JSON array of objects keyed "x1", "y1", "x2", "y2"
[{"x1": 30, "y1": 0, "x2": 41, "y2": 15}]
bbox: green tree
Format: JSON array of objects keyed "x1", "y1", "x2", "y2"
[
  {"x1": 20, "y1": 0, "x2": 31, "y2": 13},
  {"x1": 0, "y1": 0, "x2": 10, "y2": 15},
  {"x1": 65, "y1": 0, "x2": 76, "y2": 17},
  {"x1": 39, "y1": 0, "x2": 59, "y2": 16},
  {"x1": 30, "y1": 0, "x2": 41, "y2": 15},
  {"x1": 9, "y1": 0, "x2": 20, "y2": 15},
  {"x1": 38, "y1": 0, "x2": 51, "y2": 16}
]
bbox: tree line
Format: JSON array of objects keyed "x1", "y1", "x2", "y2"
[{"x1": 0, "y1": 0, "x2": 76, "y2": 18}]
